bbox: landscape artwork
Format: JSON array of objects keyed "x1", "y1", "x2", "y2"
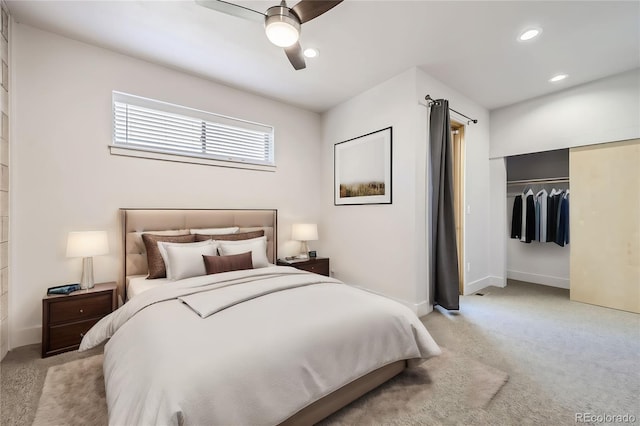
[{"x1": 334, "y1": 127, "x2": 392, "y2": 205}]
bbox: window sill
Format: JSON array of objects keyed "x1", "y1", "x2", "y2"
[{"x1": 109, "y1": 146, "x2": 276, "y2": 172}]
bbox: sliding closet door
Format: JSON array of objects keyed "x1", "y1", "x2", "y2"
[{"x1": 570, "y1": 139, "x2": 640, "y2": 313}]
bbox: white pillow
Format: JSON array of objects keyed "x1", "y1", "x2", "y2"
[
  {"x1": 217, "y1": 236, "x2": 269, "y2": 268},
  {"x1": 159, "y1": 240, "x2": 218, "y2": 280},
  {"x1": 189, "y1": 227, "x2": 239, "y2": 235}
]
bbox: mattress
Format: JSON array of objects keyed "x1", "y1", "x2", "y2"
[{"x1": 126, "y1": 275, "x2": 168, "y2": 300}]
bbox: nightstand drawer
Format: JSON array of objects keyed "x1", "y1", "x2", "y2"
[
  {"x1": 296, "y1": 262, "x2": 330, "y2": 276},
  {"x1": 277, "y1": 258, "x2": 330, "y2": 277},
  {"x1": 48, "y1": 292, "x2": 112, "y2": 324},
  {"x1": 48, "y1": 318, "x2": 100, "y2": 351}
]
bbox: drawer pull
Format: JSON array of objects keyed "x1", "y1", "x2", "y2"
[{"x1": 79, "y1": 309, "x2": 84, "y2": 313}]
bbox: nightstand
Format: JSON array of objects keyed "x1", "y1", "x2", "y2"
[
  {"x1": 42, "y1": 282, "x2": 117, "y2": 358},
  {"x1": 277, "y1": 257, "x2": 330, "y2": 277}
]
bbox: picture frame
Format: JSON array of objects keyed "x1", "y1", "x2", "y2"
[{"x1": 334, "y1": 127, "x2": 392, "y2": 205}]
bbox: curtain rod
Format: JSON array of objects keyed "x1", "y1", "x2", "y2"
[{"x1": 425, "y1": 95, "x2": 478, "y2": 124}]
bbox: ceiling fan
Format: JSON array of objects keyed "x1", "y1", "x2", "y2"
[{"x1": 196, "y1": 0, "x2": 343, "y2": 70}]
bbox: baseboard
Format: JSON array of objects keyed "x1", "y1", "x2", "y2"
[
  {"x1": 489, "y1": 276, "x2": 506, "y2": 288},
  {"x1": 11, "y1": 325, "x2": 41, "y2": 350},
  {"x1": 415, "y1": 300, "x2": 432, "y2": 317},
  {"x1": 507, "y1": 270, "x2": 569, "y2": 289},
  {"x1": 464, "y1": 276, "x2": 493, "y2": 295}
]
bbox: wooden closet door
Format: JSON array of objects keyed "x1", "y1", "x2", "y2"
[{"x1": 570, "y1": 139, "x2": 640, "y2": 313}]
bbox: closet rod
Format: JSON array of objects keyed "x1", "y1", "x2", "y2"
[
  {"x1": 507, "y1": 177, "x2": 570, "y2": 185},
  {"x1": 424, "y1": 95, "x2": 478, "y2": 124}
]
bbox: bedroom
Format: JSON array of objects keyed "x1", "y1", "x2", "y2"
[{"x1": 1, "y1": 1, "x2": 639, "y2": 425}]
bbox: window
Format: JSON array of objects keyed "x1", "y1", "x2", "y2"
[{"x1": 111, "y1": 92, "x2": 275, "y2": 169}]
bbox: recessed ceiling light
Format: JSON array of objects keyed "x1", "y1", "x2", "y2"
[
  {"x1": 549, "y1": 74, "x2": 568, "y2": 83},
  {"x1": 303, "y1": 48, "x2": 319, "y2": 58},
  {"x1": 518, "y1": 28, "x2": 541, "y2": 41}
]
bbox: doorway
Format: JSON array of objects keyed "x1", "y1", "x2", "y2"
[{"x1": 451, "y1": 121, "x2": 465, "y2": 293}]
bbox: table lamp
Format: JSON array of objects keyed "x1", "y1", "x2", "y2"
[
  {"x1": 291, "y1": 223, "x2": 318, "y2": 260},
  {"x1": 66, "y1": 231, "x2": 109, "y2": 289}
]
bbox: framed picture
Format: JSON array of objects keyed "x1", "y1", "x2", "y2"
[{"x1": 334, "y1": 127, "x2": 392, "y2": 205}]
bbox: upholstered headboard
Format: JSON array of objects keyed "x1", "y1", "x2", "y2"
[{"x1": 120, "y1": 209, "x2": 277, "y2": 301}]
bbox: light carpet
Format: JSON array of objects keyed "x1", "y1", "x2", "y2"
[{"x1": 32, "y1": 350, "x2": 507, "y2": 426}]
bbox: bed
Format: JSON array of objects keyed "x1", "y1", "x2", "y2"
[{"x1": 80, "y1": 208, "x2": 441, "y2": 425}]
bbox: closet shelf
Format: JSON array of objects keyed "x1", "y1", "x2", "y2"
[{"x1": 507, "y1": 177, "x2": 570, "y2": 185}]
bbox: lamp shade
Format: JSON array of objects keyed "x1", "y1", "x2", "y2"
[
  {"x1": 291, "y1": 223, "x2": 318, "y2": 241},
  {"x1": 66, "y1": 231, "x2": 109, "y2": 258}
]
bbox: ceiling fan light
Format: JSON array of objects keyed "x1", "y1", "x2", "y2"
[
  {"x1": 265, "y1": 7, "x2": 300, "y2": 48},
  {"x1": 266, "y1": 21, "x2": 299, "y2": 47}
]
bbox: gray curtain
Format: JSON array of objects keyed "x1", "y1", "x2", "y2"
[{"x1": 429, "y1": 100, "x2": 460, "y2": 310}]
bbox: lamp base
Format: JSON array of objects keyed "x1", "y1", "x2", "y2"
[
  {"x1": 297, "y1": 241, "x2": 309, "y2": 260},
  {"x1": 80, "y1": 257, "x2": 95, "y2": 289}
]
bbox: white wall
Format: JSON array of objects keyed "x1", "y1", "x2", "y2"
[
  {"x1": 319, "y1": 67, "x2": 491, "y2": 313},
  {"x1": 488, "y1": 69, "x2": 640, "y2": 287},
  {"x1": 415, "y1": 68, "x2": 492, "y2": 295},
  {"x1": 320, "y1": 68, "x2": 422, "y2": 310},
  {"x1": 10, "y1": 24, "x2": 322, "y2": 348},
  {"x1": 490, "y1": 69, "x2": 640, "y2": 158},
  {"x1": 489, "y1": 158, "x2": 506, "y2": 288}
]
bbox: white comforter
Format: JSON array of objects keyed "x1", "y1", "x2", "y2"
[{"x1": 80, "y1": 266, "x2": 441, "y2": 426}]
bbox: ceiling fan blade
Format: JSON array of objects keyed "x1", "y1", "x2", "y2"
[
  {"x1": 195, "y1": 0, "x2": 265, "y2": 23},
  {"x1": 290, "y1": 0, "x2": 343, "y2": 24},
  {"x1": 285, "y1": 42, "x2": 306, "y2": 70}
]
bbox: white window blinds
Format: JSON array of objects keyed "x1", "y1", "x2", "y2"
[{"x1": 112, "y1": 92, "x2": 275, "y2": 167}]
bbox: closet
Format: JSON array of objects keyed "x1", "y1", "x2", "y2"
[
  {"x1": 504, "y1": 141, "x2": 639, "y2": 314},
  {"x1": 506, "y1": 149, "x2": 570, "y2": 290}
]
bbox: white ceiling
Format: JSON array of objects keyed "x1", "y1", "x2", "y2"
[{"x1": 7, "y1": 0, "x2": 640, "y2": 113}]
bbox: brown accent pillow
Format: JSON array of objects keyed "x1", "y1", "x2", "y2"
[
  {"x1": 203, "y1": 252, "x2": 253, "y2": 275},
  {"x1": 194, "y1": 230, "x2": 265, "y2": 242},
  {"x1": 141, "y1": 233, "x2": 196, "y2": 279}
]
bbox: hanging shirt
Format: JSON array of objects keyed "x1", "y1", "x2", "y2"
[
  {"x1": 555, "y1": 191, "x2": 570, "y2": 246},
  {"x1": 534, "y1": 197, "x2": 540, "y2": 241},
  {"x1": 548, "y1": 189, "x2": 563, "y2": 243},
  {"x1": 511, "y1": 196, "x2": 523, "y2": 239},
  {"x1": 564, "y1": 191, "x2": 570, "y2": 244},
  {"x1": 525, "y1": 193, "x2": 536, "y2": 243},
  {"x1": 536, "y1": 189, "x2": 548, "y2": 242},
  {"x1": 546, "y1": 190, "x2": 555, "y2": 242},
  {"x1": 521, "y1": 189, "x2": 534, "y2": 242}
]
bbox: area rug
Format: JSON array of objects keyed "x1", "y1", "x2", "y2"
[
  {"x1": 32, "y1": 349, "x2": 508, "y2": 425},
  {"x1": 32, "y1": 355, "x2": 107, "y2": 426},
  {"x1": 319, "y1": 348, "x2": 509, "y2": 424}
]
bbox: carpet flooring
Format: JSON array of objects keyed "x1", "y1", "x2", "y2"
[
  {"x1": 31, "y1": 348, "x2": 508, "y2": 426},
  {"x1": 2, "y1": 280, "x2": 639, "y2": 425}
]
